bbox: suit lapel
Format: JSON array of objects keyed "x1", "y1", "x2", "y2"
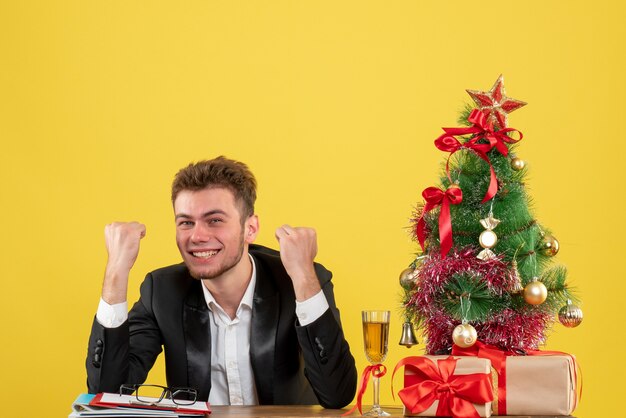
[
  {"x1": 183, "y1": 281, "x2": 212, "y2": 401},
  {"x1": 250, "y1": 254, "x2": 279, "y2": 404}
]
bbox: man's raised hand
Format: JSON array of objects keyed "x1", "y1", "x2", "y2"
[
  {"x1": 102, "y1": 222, "x2": 146, "y2": 304},
  {"x1": 275, "y1": 225, "x2": 322, "y2": 301}
]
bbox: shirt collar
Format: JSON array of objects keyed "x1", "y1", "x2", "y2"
[{"x1": 201, "y1": 253, "x2": 257, "y2": 314}]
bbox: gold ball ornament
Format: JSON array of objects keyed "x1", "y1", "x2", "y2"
[
  {"x1": 452, "y1": 323, "x2": 477, "y2": 348},
  {"x1": 399, "y1": 268, "x2": 418, "y2": 289},
  {"x1": 524, "y1": 278, "x2": 548, "y2": 305},
  {"x1": 511, "y1": 157, "x2": 526, "y2": 171},
  {"x1": 540, "y1": 235, "x2": 560, "y2": 257},
  {"x1": 558, "y1": 300, "x2": 583, "y2": 328}
]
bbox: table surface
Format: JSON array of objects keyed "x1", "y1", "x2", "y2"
[{"x1": 207, "y1": 405, "x2": 575, "y2": 417}]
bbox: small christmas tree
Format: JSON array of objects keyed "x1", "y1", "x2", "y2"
[{"x1": 401, "y1": 76, "x2": 583, "y2": 354}]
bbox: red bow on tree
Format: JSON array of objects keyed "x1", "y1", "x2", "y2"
[
  {"x1": 392, "y1": 356, "x2": 494, "y2": 418},
  {"x1": 434, "y1": 109, "x2": 523, "y2": 203},
  {"x1": 416, "y1": 185, "x2": 463, "y2": 257},
  {"x1": 444, "y1": 109, "x2": 523, "y2": 156}
]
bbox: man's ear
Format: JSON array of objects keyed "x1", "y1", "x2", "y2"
[{"x1": 245, "y1": 215, "x2": 259, "y2": 244}]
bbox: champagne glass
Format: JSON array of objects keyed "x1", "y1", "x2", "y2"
[{"x1": 362, "y1": 310, "x2": 390, "y2": 416}]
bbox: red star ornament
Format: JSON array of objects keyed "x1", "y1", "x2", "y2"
[{"x1": 466, "y1": 75, "x2": 527, "y2": 129}]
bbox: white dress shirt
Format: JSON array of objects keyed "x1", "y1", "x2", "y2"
[
  {"x1": 96, "y1": 254, "x2": 330, "y2": 405},
  {"x1": 201, "y1": 258, "x2": 258, "y2": 405}
]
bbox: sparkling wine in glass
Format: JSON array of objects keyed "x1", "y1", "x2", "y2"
[{"x1": 362, "y1": 310, "x2": 390, "y2": 416}]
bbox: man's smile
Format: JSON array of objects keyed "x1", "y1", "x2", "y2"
[{"x1": 191, "y1": 249, "x2": 220, "y2": 259}]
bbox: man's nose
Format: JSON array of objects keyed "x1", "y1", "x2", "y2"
[{"x1": 190, "y1": 223, "x2": 211, "y2": 243}]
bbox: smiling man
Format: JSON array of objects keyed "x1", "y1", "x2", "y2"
[{"x1": 86, "y1": 157, "x2": 357, "y2": 408}]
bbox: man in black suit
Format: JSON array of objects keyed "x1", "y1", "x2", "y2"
[{"x1": 86, "y1": 157, "x2": 357, "y2": 408}]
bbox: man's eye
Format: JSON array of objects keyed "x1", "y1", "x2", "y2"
[
  {"x1": 178, "y1": 221, "x2": 194, "y2": 227},
  {"x1": 208, "y1": 219, "x2": 223, "y2": 224}
]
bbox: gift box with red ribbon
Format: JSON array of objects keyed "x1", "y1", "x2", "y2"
[
  {"x1": 499, "y1": 354, "x2": 578, "y2": 415},
  {"x1": 393, "y1": 355, "x2": 494, "y2": 418},
  {"x1": 452, "y1": 341, "x2": 580, "y2": 416}
]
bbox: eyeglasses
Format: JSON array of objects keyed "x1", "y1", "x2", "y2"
[{"x1": 119, "y1": 384, "x2": 198, "y2": 407}]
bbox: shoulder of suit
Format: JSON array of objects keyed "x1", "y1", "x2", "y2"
[
  {"x1": 249, "y1": 244, "x2": 333, "y2": 286},
  {"x1": 136, "y1": 263, "x2": 203, "y2": 311}
]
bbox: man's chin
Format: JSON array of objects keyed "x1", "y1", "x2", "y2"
[
  {"x1": 187, "y1": 267, "x2": 217, "y2": 280},
  {"x1": 183, "y1": 261, "x2": 216, "y2": 280}
]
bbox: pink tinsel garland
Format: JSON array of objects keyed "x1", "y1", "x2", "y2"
[{"x1": 406, "y1": 247, "x2": 552, "y2": 353}]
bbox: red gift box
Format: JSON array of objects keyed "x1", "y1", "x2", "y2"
[{"x1": 394, "y1": 355, "x2": 494, "y2": 418}]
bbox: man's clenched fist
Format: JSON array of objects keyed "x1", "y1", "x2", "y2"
[
  {"x1": 275, "y1": 225, "x2": 322, "y2": 301},
  {"x1": 102, "y1": 222, "x2": 146, "y2": 304}
]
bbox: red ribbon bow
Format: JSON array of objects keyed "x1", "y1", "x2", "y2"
[
  {"x1": 416, "y1": 185, "x2": 463, "y2": 257},
  {"x1": 392, "y1": 356, "x2": 493, "y2": 418},
  {"x1": 342, "y1": 364, "x2": 387, "y2": 416},
  {"x1": 435, "y1": 109, "x2": 523, "y2": 203},
  {"x1": 443, "y1": 109, "x2": 523, "y2": 156},
  {"x1": 452, "y1": 341, "x2": 582, "y2": 415}
]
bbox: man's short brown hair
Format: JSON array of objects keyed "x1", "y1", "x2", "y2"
[{"x1": 171, "y1": 156, "x2": 257, "y2": 219}]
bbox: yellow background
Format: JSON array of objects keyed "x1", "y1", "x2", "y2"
[{"x1": 1, "y1": 1, "x2": 623, "y2": 416}]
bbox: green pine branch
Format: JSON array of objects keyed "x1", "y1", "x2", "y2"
[{"x1": 441, "y1": 273, "x2": 509, "y2": 322}]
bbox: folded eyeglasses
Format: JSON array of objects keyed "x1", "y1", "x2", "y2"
[{"x1": 119, "y1": 384, "x2": 198, "y2": 407}]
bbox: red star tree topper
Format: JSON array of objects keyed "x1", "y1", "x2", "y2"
[{"x1": 466, "y1": 74, "x2": 527, "y2": 129}]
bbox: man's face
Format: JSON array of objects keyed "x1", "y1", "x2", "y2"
[{"x1": 174, "y1": 187, "x2": 258, "y2": 280}]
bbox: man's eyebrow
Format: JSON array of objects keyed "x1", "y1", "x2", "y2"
[{"x1": 175, "y1": 210, "x2": 229, "y2": 220}]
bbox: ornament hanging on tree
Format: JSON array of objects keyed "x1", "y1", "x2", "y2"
[
  {"x1": 511, "y1": 156, "x2": 526, "y2": 171},
  {"x1": 452, "y1": 322, "x2": 477, "y2": 348},
  {"x1": 399, "y1": 321, "x2": 419, "y2": 347},
  {"x1": 558, "y1": 300, "x2": 583, "y2": 328},
  {"x1": 540, "y1": 234, "x2": 560, "y2": 256},
  {"x1": 452, "y1": 295, "x2": 477, "y2": 348},
  {"x1": 399, "y1": 267, "x2": 418, "y2": 289},
  {"x1": 510, "y1": 259, "x2": 524, "y2": 293},
  {"x1": 477, "y1": 214, "x2": 501, "y2": 260},
  {"x1": 524, "y1": 277, "x2": 548, "y2": 305}
]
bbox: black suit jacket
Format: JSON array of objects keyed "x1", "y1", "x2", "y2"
[{"x1": 86, "y1": 245, "x2": 357, "y2": 408}]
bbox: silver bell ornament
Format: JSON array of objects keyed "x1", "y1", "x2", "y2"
[{"x1": 398, "y1": 322, "x2": 419, "y2": 347}]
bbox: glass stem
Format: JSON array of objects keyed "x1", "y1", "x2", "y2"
[{"x1": 372, "y1": 375, "x2": 380, "y2": 409}]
